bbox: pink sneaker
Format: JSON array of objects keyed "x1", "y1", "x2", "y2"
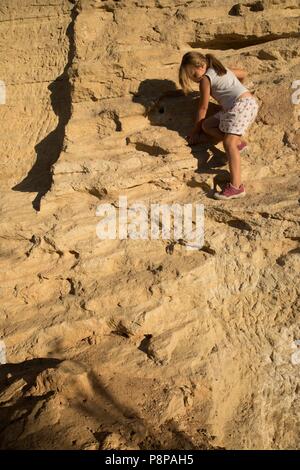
[
  {"x1": 214, "y1": 182, "x2": 246, "y2": 200},
  {"x1": 237, "y1": 141, "x2": 248, "y2": 153}
]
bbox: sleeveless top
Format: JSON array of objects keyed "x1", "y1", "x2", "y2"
[{"x1": 204, "y1": 67, "x2": 249, "y2": 111}]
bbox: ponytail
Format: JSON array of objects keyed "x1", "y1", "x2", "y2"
[{"x1": 205, "y1": 53, "x2": 227, "y2": 76}]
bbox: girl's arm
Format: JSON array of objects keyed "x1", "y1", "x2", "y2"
[
  {"x1": 229, "y1": 67, "x2": 248, "y2": 83},
  {"x1": 187, "y1": 76, "x2": 210, "y2": 144},
  {"x1": 195, "y1": 76, "x2": 211, "y2": 129}
]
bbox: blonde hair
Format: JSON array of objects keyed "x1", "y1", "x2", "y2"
[{"x1": 179, "y1": 52, "x2": 227, "y2": 95}]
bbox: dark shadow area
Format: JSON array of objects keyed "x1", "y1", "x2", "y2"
[
  {"x1": 132, "y1": 78, "x2": 230, "y2": 196},
  {"x1": 188, "y1": 32, "x2": 300, "y2": 50},
  {"x1": 0, "y1": 358, "x2": 62, "y2": 387},
  {"x1": 227, "y1": 219, "x2": 252, "y2": 231},
  {"x1": 11, "y1": 2, "x2": 79, "y2": 211},
  {"x1": 0, "y1": 355, "x2": 223, "y2": 450},
  {"x1": 75, "y1": 369, "x2": 215, "y2": 450},
  {"x1": 0, "y1": 358, "x2": 62, "y2": 448}
]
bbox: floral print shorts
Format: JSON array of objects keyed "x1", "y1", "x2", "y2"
[{"x1": 214, "y1": 96, "x2": 259, "y2": 135}]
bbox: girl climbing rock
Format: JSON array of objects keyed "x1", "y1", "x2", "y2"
[{"x1": 179, "y1": 51, "x2": 259, "y2": 200}]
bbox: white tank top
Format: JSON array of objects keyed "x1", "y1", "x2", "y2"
[{"x1": 204, "y1": 67, "x2": 249, "y2": 111}]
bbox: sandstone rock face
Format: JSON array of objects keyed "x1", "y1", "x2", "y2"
[{"x1": 0, "y1": 0, "x2": 299, "y2": 450}]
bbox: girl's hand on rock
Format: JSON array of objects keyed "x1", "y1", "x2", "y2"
[{"x1": 186, "y1": 129, "x2": 200, "y2": 145}]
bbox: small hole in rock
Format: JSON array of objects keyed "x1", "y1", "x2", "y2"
[{"x1": 158, "y1": 107, "x2": 165, "y2": 114}]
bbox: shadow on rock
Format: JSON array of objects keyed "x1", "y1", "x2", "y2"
[
  {"x1": 132, "y1": 79, "x2": 229, "y2": 191},
  {"x1": 11, "y1": 3, "x2": 79, "y2": 211},
  {"x1": 0, "y1": 358, "x2": 62, "y2": 449},
  {"x1": 74, "y1": 369, "x2": 211, "y2": 450}
]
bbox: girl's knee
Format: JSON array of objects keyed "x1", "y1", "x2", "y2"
[
  {"x1": 223, "y1": 134, "x2": 239, "y2": 148},
  {"x1": 201, "y1": 119, "x2": 209, "y2": 132}
]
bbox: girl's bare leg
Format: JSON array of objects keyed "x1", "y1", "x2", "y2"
[
  {"x1": 199, "y1": 116, "x2": 224, "y2": 144},
  {"x1": 201, "y1": 121, "x2": 246, "y2": 147},
  {"x1": 201, "y1": 125, "x2": 225, "y2": 144},
  {"x1": 223, "y1": 134, "x2": 242, "y2": 187}
]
